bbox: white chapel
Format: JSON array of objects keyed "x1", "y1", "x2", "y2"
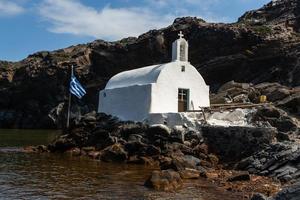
[{"x1": 98, "y1": 32, "x2": 210, "y2": 122}]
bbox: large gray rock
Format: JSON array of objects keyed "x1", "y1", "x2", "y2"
[
  {"x1": 147, "y1": 124, "x2": 171, "y2": 141},
  {"x1": 160, "y1": 153, "x2": 201, "y2": 172},
  {"x1": 227, "y1": 171, "x2": 250, "y2": 182},
  {"x1": 253, "y1": 106, "x2": 299, "y2": 134},
  {"x1": 236, "y1": 142, "x2": 300, "y2": 182},
  {"x1": 251, "y1": 193, "x2": 268, "y2": 200},
  {"x1": 277, "y1": 93, "x2": 300, "y2": 118},
  {"x1": 272, "y1": 181, "x2": 300, "y2": 200},
  {"x1": 202, "y1": 125, "x2": 276, "y2": 161}
]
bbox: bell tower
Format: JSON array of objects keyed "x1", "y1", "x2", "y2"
[{"x1": 172, "y1": 31, "x2": 189, "y2": 62}]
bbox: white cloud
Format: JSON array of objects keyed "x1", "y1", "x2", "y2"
[
  {"x1": 38, "y1": 0, "x2": 174, "y2": 40},
  {"x1": 0, "y1": 0, "x2": 25, "y2": 16},
  {"x1": 37, "y1": 0, "x2": 241, "y2": 40}
]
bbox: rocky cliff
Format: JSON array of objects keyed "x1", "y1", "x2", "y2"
[{"x1": 0, "y1": 0, "x2": 300, "y2": 129}]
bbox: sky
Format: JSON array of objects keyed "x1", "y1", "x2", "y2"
[{"x1": 0, "y1": 0, "x2": 271, "y2": 61}]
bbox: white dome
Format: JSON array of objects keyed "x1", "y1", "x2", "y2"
[{"x1": 105, "y1": 63, "x2": 167, "y2": 89}]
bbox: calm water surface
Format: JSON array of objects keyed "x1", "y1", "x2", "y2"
[{"x1": 0, "y1": 129, "x2": 243, "y2": 200}]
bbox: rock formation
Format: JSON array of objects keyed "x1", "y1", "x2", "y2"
[{"x1": 38, "y1": 110, "x2": 289, "y2": 195}]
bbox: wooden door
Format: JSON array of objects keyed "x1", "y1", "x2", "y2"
[{"x1": 178, "y1": 89, "x2": 189, "y2": 112}]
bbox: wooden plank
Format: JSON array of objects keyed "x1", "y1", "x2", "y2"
[{"x1": 186, "y1": 103, "x2": 272, "y2": 112}]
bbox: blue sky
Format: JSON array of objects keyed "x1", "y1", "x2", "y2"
[{"x1": 0, "y1": 0, "x2": 270, "y2": 61}]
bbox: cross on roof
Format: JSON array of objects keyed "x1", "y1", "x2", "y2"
[{"x1": 178, "y1": 31, "x2": 184, "y2": 39}]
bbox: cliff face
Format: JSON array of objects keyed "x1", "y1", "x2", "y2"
[
  {"x1": 0, "y1": 0, "x2": 300, "y2": 129},
  {"x1": 239, "y1": 0, "x2": 300, "y2": 31}
]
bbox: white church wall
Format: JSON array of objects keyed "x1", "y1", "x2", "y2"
[
  {"x1": 99, "y1": 84, "x2": 152, "y2": 121},
  {"x1": 150, "y1": 61, "x2": 210, "y2": 114}
]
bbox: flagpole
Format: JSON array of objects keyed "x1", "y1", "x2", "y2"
[
  {"x1": 66, "y1": 65, "x2": 73, "y2": 129},
  {"x1": 66, "y1": 92, "x2": 71, "y2": 129}
]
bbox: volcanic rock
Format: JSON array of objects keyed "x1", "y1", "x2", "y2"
[
  {"x1": 236, "y1": 142, "x2": 300, "y2": 182},
  {"x1": 227, "y1": 172, "x2": 251, "y2": 182},
  {"x1": 272, "y1": 181, "x2": 300, "y2": 200},
  {"x1": 100, "y1": 144, "x2": 128, "y2": 162},
  {"x1": 144, "y1": 170, "x2": 183, "y2": 191},
  {"x1": 201, "y1": 125, "x2": 276, "y2": 162},
  {"x1": 251, "y1": 193, "x2": 268, "y2": 200},
  {"x1": 179, "y1": 168, "x2": 200, "y2": 179}
]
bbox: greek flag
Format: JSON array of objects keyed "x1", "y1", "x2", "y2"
[{"x1": 70, "y1": 67, "x2": 86, "y2": 99}]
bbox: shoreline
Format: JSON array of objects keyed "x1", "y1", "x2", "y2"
[{"x1": 24, "y1": 109, "x2": 300, "y2": 199}]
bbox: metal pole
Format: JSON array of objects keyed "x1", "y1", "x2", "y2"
[
  {"x1": 66, "y1": 65, "x2": 73, "y2": 129},
  {"x1": 66, "y1": 92, "x2": 71, "y2": 129}
]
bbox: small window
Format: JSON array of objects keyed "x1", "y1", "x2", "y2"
[
  {"x1": 180, "y1": 42, "x2": 186, "y2": 61},
  {"x1": 103, "y1": 92, "x2": 106, "y2": 97},
  {"x1": 181, "y1": 66, "x2": 185, "y2": 72}
]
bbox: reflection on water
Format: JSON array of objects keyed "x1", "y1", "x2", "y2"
[
  {"x1": 0, "y1": 153, "x2": 156, "y2": 199},
  {"x1": 0, "y1": 130, "x2": 242, "y2": 200},
  {"x1": 0, "y1": 129, "x2": 60, "y2": 147}
]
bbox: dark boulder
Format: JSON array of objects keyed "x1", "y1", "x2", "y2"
[
  {"x1": 165, "y1": 142, "x2": 194, "y2": 156},
  {"x1": 145, "y1": 145, "x2": 161, "y2": 156},
  {"x1": 272, "y1": 181, "x2": 300, "y2": 200},
  {"x1": 82, "y1": 111, "x2": 97, "y2": 123},
  {"x1": 250, "y1": 193, "x2": 268, "y2": 200},
  {"x1": 236, "y1": 142, "x2": 300, "y2": 183},
  {"x1": 227, "y1": 172, "x2": 250, "y2": 182},
  {"x1": 124, "y1": 141, "x2": 147, "y2": 156},
  {"x1": 179, "y1": 168, "x2": 200, "y2": 179},
  {"x1": 127, "y1": 155, "x2": 159, "y2": 166},
  {"x1": 202, "y1": 125, "x2": 276, "y2": 162},
  {"x1": 87, "y1": 151, "x2": 101, "y2": 159},
  {"x1": 100, "y1": 144, "x2": 128, "y2": 162},
  {"x1": 276, "y1": 132, "x2": 290, "y2": 141},
  {"x1": 95, "y1": 113, "x2": 122, "y2": 132},
  {"x1": 36, "y1": 145, "x2": 48, "y2": 153},
  {"x1": 193, "y1": 143, "x2": 209, "y2": 156},
  {"x1": 160, "y1": 154, "x2": 200, "y2": 171},
  {"x1": 255, "y1": 83, "x2": 292, "y2": 102},
  {"x1": 119, "y1": 123, "x2": 147, "y2": 140},
  {"x1": 184, "y1": 129, "x2": 203, "y2": 143},
  {"x1": 124, "y1": 141, "x2": 161, "y2": 157},
  {"x1": 65, "y1": 147, "x2": 81, "y2": 156},
  {"x1": 127, "y1": 134, "x2": 143, "y2": 143},
  {"x1": 86, "y1": 128, "x2": 113, "y2": 148},
  {"x1": 48, "y1": 134, "x2": 76, "y2": 152},
  {"x1": 146, "y1": 124, "x2": 171, "y2": 141},
  {"x1": 169, "y1": 126, "x2": 185, "y2": 143},
  {"x1": 277, "y1": 93, "x2": 300, "y2": 118},
  {"x1": 144, "y1": 170, "x2": 183, "y2": 191},
  {"x1": 253, "y1": 106, "x2": 299, "y2": 134}
]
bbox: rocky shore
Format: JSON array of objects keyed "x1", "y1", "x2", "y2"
[
  {"x1": 26, "y1": 99, "x2": 300, "y2": 199},
  {"x1": 21, "y1": 79, "x2": 300, "y2": 199}
]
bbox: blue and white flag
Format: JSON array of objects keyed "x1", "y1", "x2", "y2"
[{"x1": 70, "y1": 67, "x2": 86, "y2": 99}]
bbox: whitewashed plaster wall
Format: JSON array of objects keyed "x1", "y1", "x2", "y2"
[
  {"x1": 98, "y1": 84, "x2": 152, "y2": 121},
  {"x1": 150, "y1": 61, "x2": 210, "y2": 113}
]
